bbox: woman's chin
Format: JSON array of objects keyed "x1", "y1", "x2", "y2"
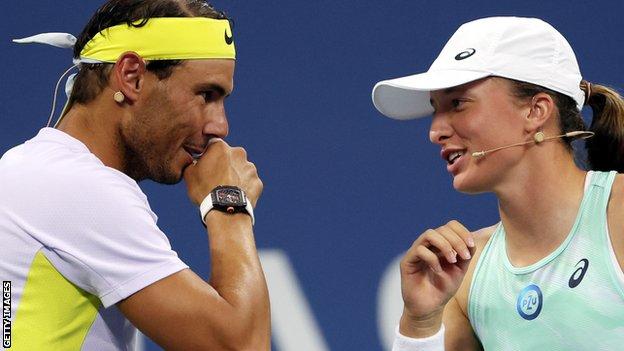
[{"x1": 452, "y1": 173, "x2": 488, "y2": 194}]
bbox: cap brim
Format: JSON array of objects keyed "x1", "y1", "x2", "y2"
[{"x1": 372, "y1": 70, "x2": 491, "y2": 120}]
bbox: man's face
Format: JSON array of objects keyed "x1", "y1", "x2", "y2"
[{"x1": 120, "y1": 59, "x2": 235, "y2": 184}]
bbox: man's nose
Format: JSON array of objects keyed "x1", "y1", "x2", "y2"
[{"x1": 204, "y1": 105, "x2": 229, "y2": 138}]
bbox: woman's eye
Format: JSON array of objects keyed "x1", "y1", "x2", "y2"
[{"x1": 451, "y1": 99, "x2": 466, "y2": 109}]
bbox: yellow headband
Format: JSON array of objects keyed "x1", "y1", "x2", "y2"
[{"x1": 79, "y1": 17, "x2": 235, "y2": 63}]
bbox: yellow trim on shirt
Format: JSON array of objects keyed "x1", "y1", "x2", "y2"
[{"x1": 12, "y1": 251, "x2": 101, "y2": 350}]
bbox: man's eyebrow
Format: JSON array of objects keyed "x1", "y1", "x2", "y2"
[{"x1": 196, "y1": 83, "x2": 230, "y2": 97}]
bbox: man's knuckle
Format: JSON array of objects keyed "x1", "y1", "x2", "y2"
[
  {"x1": 423, "y1": 229, "x2": 437, "y2": 238},
  {"x1": 233, "y1": 147, "x2": 247, "y2": 157}
]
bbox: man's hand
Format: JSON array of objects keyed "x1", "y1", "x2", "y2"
[
  {"x1": 120, "y1": 139, "x2": 270, "y2": 350},
  {"x1": 184, "y1": 139, "x2": 263, "y2": 208}
]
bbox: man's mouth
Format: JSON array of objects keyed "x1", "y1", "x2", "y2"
[{"x1": 183, "y1": 146, "x2": 205, "y2": 160}]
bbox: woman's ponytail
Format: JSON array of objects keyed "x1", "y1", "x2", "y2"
[{"x1": 582, "y1": 81, "x2": 624, "y2": 172}]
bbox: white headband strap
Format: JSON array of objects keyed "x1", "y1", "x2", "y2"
[{"x1": 13, "y1": 33, "x2": 77, "y2": 49}]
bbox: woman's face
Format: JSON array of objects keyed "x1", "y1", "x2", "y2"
[{"x1": 429, "y1": 78, "x2": 532, "y2": 194}]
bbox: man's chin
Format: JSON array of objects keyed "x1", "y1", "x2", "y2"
[{"x1": 149, "y1": 168, "x2": 184, "y2": 185}]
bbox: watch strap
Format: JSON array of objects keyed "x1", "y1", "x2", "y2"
[{"x1": 199, "y1": 190, "x2": 255, "y2": 226}]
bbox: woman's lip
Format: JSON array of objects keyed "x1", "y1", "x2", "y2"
[
  {"x1": 441, "y1": 147, "x2": 467, "y2": 163},
  {"x1": 446, "y1": 152, "x2": 467, "y2": 175}
]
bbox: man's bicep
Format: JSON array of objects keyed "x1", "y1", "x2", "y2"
[
  {"x1": 443, "y1": 297, "x2": 482, "y2": 351},
  {"x1": 118, "y1": 268, "x2": 239, "y2": 350}
]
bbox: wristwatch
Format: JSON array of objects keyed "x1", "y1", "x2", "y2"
[{"x1": 199, "y1": 185, "x2": 255, "y2": 225}]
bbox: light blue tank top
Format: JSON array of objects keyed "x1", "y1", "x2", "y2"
[{"x1": 468, "y1": 171, "x2": 624, "y2": 350}]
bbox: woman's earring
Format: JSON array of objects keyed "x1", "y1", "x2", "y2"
[
  {"x1": 534, "y1": 131, "x2": 545, "y2": 144},
  {"x1": 113, "y1": 91, "x2": 125, "y2": 104}
]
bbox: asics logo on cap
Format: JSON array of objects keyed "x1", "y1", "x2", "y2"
[{"x1": 455, "y1": 48, "x2": 476, "y2": 60}]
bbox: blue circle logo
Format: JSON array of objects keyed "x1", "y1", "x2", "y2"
[{"x1": 516, "y1": 284, "x2": 543, "y2": 320}]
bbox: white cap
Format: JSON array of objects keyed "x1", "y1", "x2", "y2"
[{"x1": 372, "y1": 17, "x2": 585, "y2": 120}]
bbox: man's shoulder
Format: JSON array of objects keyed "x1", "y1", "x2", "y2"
[
  {"x1": 6, "y1": 132, "x2": 136, "y2": 185},
  {"x1": 1, "y1": 134, "x2": 148, "y2": 210}
]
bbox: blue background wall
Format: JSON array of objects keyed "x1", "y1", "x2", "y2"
[{"x1": 2, "y1": 1, "x2": 623, "y2": 350}]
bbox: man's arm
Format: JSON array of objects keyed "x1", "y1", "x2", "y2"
[
  {"x1": 118, "y1": 214, "x2": 269, "y2": 351},
  {"x1": 119, "y1": 141, "x2": 270, "y2": 351}
]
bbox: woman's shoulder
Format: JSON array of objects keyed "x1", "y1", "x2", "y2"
[
  {"x1": 607, "y1": 173, "x2": 624, "y2": 264},
  {"x1": 610, "y1": 172, "x2": 624, "y2": 198},
  {"x1": 453, "y1": 223, "x2": 499, "y2": 313},
  {"x1": 473, "y1": 224, "x2": 498, "y2": 248},
  {"x1": 608, "y1": 173, "x2": 624, "y2": 223}
]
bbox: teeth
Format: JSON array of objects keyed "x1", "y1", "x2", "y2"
[{"x1": 448, "y1": 151, "x2": 464, "y2": 164}]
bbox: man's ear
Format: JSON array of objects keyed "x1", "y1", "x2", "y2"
[
  {"x1": 112, "y1": 52, "x2": 146, "y2": 104},
  {"x1": 525, "y1": 92, "x2": 556, "y2": 133}
]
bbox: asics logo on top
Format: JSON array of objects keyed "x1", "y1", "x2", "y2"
[
  {"x1": 568, "y1": 258, "x2": 589, "y2": 288},
  {"x1": 455, "y1": 48, "x2": 476, "y2": 60},
  {"x1": 225, "y1": 29, "x2": 233, "y2": 45}
]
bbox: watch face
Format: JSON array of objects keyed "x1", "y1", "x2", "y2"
[{"x1": 214, "y1": 187, "x2": 244, "y2": 205}]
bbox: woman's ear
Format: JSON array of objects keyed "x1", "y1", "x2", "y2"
[{"x1": 525, "y1": 92, "x2": 556, "y2": 133}]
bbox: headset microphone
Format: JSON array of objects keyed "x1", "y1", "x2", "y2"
[{"x1": 471, "y1": 131, "x2": 594, "y2": 158}]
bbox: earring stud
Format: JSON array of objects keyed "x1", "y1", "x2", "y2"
[
  {"x1": 534, "y1": 131, "x2": 545, "y2": 143},
  {"x1": 113, "y1": 91, "x2": 125, "y2": 103}
]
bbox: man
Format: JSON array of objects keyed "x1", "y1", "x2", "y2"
[{"x1": 0, "y1": 1, "x2": 270, "y2": 350}]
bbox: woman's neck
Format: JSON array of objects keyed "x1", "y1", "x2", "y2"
[{"x1": 495, "y1": 147, "x2": 587, "y2": 267}]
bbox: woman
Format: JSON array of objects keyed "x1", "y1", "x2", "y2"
[{"x1": 372, "y1": 17, "x2": 624, "y2": 350}]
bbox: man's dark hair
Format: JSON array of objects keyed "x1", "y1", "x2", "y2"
[{"x1": 69, "y1": 0, "x2": 229, "y2": 106}]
